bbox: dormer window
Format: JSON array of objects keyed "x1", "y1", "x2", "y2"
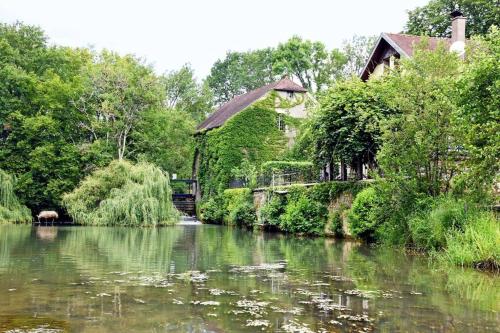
[{"x1": 287, "y1": 91, "x2": 294, "y2": 98}]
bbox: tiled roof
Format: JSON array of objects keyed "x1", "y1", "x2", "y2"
[
  {"x1": 360, "y1": 33, "x2": 456, "y2": 80},
  {"x1": 384, "y1": 33, "x2": 452, "y2": 57},
  {"x1": 196, "y1": 78, "x2": 306, "y2": 132}
]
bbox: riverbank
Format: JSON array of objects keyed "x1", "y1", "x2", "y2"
[{"x1": 198, "y1": 181, "x2": 499, "y2": 272}]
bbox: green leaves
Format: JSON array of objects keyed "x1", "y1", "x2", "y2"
[
  {"x1": 207, "y1": 48, "x2": 276, "y2": 105},
  {"x1": 312, "y1": 78, "x2": 392, "y2": 170},
  {"x1": 405, "y1": 0, "x2": 500, "y2": 38}
]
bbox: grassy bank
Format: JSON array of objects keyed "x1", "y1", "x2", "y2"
[{"x1": 200, "y1": 180, "x2": 499, "y2": 272}]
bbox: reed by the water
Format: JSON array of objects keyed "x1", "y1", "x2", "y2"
[{"x1": 0, "y1": 169, "x2": 31, "y2": 223}]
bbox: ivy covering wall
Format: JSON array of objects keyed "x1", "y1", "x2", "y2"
[{"x1": 196, "y1": 92, "x2": 304, "y2": 197}]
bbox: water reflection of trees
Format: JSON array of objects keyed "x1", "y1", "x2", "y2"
[
  {"x1": 60, "y1": 226, "x2": 183, "y2": 273},
  {"x1": 0, "y1": 225, "x2": 32, "y2": 272},
  {"x1": 345, "y1": 246, "x2": 500, "y2": 331}
]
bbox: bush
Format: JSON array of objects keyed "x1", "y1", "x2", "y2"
[
  {"x1": 63, "y1": 160, "x2": 178, "y2": 226},
  {"x1": 223, "y1": 188, "x2": 256, "y2": 226},
  {"x1": 280, "y1": 194, "x2": 327, "y2": 235},
  {"x1": 260, "y1": 194, "x2": 287, "y2": 228},
  {"x1": 348, "y1": 187, "x2": 379, "y2": 239},
  {"x1": 0, "y1": 169, "x2": 31, "y2": 224},
  {"x1": 442, "y1": 212, "x2": 499, "y2": 270},
  {"x1": 261, "y1": 161, "x2": 314, "y2": 177},
  {"x1": 229, "y1": 202, "x2": 256, "y2": 228},
  {"x1": 408, "y1": 196, "x2": 468, "y2": 250},
  {"x1": 200, "y1": 195, "x2": 225, "y2": 224}
]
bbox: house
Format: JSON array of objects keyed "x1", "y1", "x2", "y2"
[
  {"x1": 196, "y1": 77, "x2": 308, "y2": 139},
  {"x1": 321, "y1": 9, "x2": 469, "y2": 182},
  {"x1": 360, "y1": 9, "x2": 467, "y2": 81},
  {"x1": 193, "y1": 77, "x2": 310, "y2": 199}
]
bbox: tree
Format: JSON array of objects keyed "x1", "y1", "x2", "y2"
[
  {"x1": 377, "y1": 40, "x2": 462, "y2": 196},
  {"x1": 312, "y1": 79, "x2": 393, "y2": 179},
  {"x1": 132, "y1": 108, "x2": 196, "y2": 177},
  {"x1": 75, "y1": 51, "x2": 163, "y2": 160},
  {"x1": 454, "y1": 27, "x2": 500, "y2": 199},
  {"x1": 0, "y1": 23, "x2": 92, "y2": 211},
  {"x1": 342, "y1": 35, "x2": 377, "y2": 77},
  {"x1": 163, "y1": 64, "x2": 213, "y2": 123},
  {"x1": 405, "y1": 0, "x2": 500, "y2": 38},
  {"x1": 273, "y1": 36, "x2": 347, "y2": 92},
  {"x1": 206, "y1": 48, "x2": 276, "y2": 105}
]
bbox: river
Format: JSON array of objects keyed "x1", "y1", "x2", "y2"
[{"x1": 0, "y1": 224, "x2": 498, "y2": 332}]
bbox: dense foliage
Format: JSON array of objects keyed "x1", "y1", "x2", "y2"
[
  {"x1": 259, "y1": 182, "x2": 366, "y2": 235},
  {"x1": 0, "y1": 22, "x2": 198, "y2": 214},
  {"x1": 206, "y1": 48, "x2": 276, "y2": 105},
  {"x1": 454, "y1": 27, "x2": 500, "y2": 200},
  {"x1": 63, "y1": 160, "x2": 178, "y2": 226},
  {"x1": 206, "y1": 35, "x2": 374, "y2": 103},
  {"x1": 196, "y1": 93, "x2": 290, "y2": 197},
  {"x1": 313, "y1": 79, "x2": 393, "y2": 178},
  {"x1": 334, "y1": 31, "x2": 500, "y2": 270},
  {"x1": 0, "y1": 169, "x2": 31, "y2": 223},
  {"x1": 405, "y1": 0, "x2": 500, "y2": 38}
]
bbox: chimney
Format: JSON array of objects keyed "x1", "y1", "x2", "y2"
[{"x1": 450, "y1": 9, "x2": 466, "y2": 43}]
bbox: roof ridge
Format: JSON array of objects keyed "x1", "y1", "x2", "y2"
[
  {"x1": 384, "y1": 32, "x2": 451, "y2": 40},
  {"x1": 196, "y1": 78, "x2": 306, "y2": 132}
]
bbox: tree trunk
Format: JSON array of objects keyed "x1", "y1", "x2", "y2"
[{"x1": 340, "y1": 162, "x2": 347, "y2": 181}]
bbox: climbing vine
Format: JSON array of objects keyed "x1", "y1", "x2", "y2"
[{"x1": 196, "y1": 92, "x2": 307, "y2": 197}]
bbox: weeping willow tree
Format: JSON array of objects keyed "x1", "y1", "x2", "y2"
[
  {"x1": 63, "y1": 160, "x2": 179, "y2": 226},
  {"x1": 0, "y1": 169, "x2": 32, "y2": 224}
]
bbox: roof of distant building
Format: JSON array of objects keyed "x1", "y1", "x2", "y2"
[
  {"x1": 196, "y1": 78, "x2": 307, "y2": 132},
  {"x1": 360, "y1": 33, "x2": 455, "y2": 81}
]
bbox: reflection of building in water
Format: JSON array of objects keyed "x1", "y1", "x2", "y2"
[{"x1": 36, "y1": 226, "x2": 58, "y2": 241}]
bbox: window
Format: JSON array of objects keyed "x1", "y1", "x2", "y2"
[
  {"x1": 277, "y1": 114, "x2": 286, "y2": 131},
  {"x1": 287, "y1": 91, "x2": 294, "y2": 98}
]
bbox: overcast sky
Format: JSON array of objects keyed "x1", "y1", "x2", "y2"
[{"x1": 0, "y1": 0, "x2": 429, "y2": 79}]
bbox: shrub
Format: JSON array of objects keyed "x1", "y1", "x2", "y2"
[
  {"x1": 348, "y1": 187, "x2": 379, "y2": 239},
  {"x1": 223, "y1": 188, "x2": 255, "y2": 226},
  {"x1": 63, "y1": 160, "x2": 178, "y2": 226},
  {"x1": 0, "y1": 169, "x2": 31, "y2": 224},
  {"x1": 260, "y1": 194, "x2": 287, "y2": 228},
  {"x1": 280, "y1": 194, "x2": 327, "y2": 235},
  {"x1": 200, "y1": 195, "x2": 225, "y2": 224},
  {"x1": 408, "y1": 196, "x2": 468, "y2": 250},
  {"x1": 441, "y1": 212, "x2": 499, "y2": 271},
  {"x1": 261, "y1": 161, "x2": 314, "y2": 179},
  {"x1": 229, "y1": 202, "x2": 256, "y2": 228}
]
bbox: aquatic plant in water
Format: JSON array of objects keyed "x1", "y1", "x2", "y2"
[
  {"x1": 63, "y1": 160, "x2": 178, "y2": 226},
  {"x1": 0, "y1": 169, "x2": 31, "y2": 224}
]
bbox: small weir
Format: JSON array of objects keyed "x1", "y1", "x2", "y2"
[{"x1": 171, "y1": 179, "x2": 197, "y2": 216}]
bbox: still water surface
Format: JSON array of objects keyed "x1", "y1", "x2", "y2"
[{"x1": 0, "y1": 225, "x2": 498, "y2": 332}]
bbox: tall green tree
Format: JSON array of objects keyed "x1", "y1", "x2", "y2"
[
  {"x1": 312, "y1": 79, "x2": 393, "y2": 179},
  {"x1": 206, "y1": 48, "x2": 276, "y2": 105},
  {"x1": 163, "y1": 64, "x2": 213, "y2": 123},
  {"x1": 74, "y1": 51, "x2": 163, "y2": 160},
  {"x1": 454, "y1": 27, "x2": 500, "y2": 199},
  {"x1": 132, "y1": 108, "x2": 195, "y2": 177},
  {"x1": 0, "y1": 23, "x2": 92, "y2": 211},
  {"x1": 342, "y1": 35, "x2": 377, "y2": 76},
  {"x1": 405, "y1": 0, "x2": 500, "y2": 38},
  {"x1": 377, "y1": 40, "x2": 462, "y2": 196},
  {"x1": 0, "y1": 22, "x2": 197, "y2": 212},
  {"x1": 273, "y1": 36, "x2": 347, "y2": 92}
]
